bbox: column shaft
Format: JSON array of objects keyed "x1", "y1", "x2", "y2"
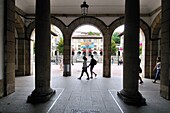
[
  {"x1": 15, "y1": 39, "x2": 25, "y2": 76},
  {"x1": 63, "y1": 31, "x2": 71, "y2": 76},
  {"x1": 117, "y1": 0, "x2": 146, "y2": 105},
  {"x1": 160, "y1": 0, "x2": 170, "y2": 99},
  {"x1": 3, "y1": 0, "x2": 15, "y2": 96},
  {"x1": 103, "y1": 30, "x2": 111, "y2": 77},
  {"x1": 27, "y1": 0, "x2": 55, "y2": 103}
]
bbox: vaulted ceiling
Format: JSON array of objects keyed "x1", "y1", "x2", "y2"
[{"x1": 16, "y1": 0, "x2": 161, "y2": 15}]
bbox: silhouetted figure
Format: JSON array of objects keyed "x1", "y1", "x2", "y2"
[
  {"x1": 139, "y1": 58, "x2": 143, "y2": 84},
  {"x1": 88, "y1": 55, "x2": 97, "y2": 79},
  {"x1": 78, "y1": 56, "x2": 90, "y2": 80},
  {"x1": 72, "y1": 50, "x2": 74, "y2": 65}
]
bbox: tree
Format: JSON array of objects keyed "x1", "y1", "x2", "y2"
[
  {"x1": 112, "y1": 32, "x2": 120, "y2": 44},
  {"x1": 56, "y1": 38, "x2": 63, "y2": 55},
  {"x1": 111, "y1": 40, "x2": 117, "y2": 55},
  {"x1": 88, "y1": 31, "x2": 94, "y2": 35},
  {"x1": 139, "y1": 46, "x2": 142, "y2": 55}
]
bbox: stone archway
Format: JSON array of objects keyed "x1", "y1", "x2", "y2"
[
  {"x1": 63, "y1": 16, "x2": 108, "y2": 77},
  {"x1": 15, "y1": 13, "x2": 28, "y2": 76},
  {"x1": 150, "y1": 12, "x2": 161, "y2": 78},
  {"x1": 26, "y1": 17, "x2": 66, "y2": 75},
  {"x1": 109, "y1": 16, "x2": 150, "y2": 78}
]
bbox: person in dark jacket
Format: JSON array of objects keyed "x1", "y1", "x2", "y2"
[{"x1": 88, "y1": 55, "x2": 97, "y2": 79}]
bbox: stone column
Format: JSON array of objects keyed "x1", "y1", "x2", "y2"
[
  {"x1": 3, "y1": 0, "x2": 16, "y2": 96},
  {"x1": 27, "y1": 0, "x2": 55, "y2": 103},
  {"x1": 117, "y1": 0, "x2": 146, "y2": 105},
  {"x1": 25, "y1": 39, "x2": 31, "y2": 75},
  {"x1": 103, "y1": 29, "x2": 111, "y2": 77},
  {"x1": 160, "y1": 0, "x2": 170, "y2": 100},
  {"x1": 63, "y1": 29, "x2": 71, "y2": 77},
  {"x1": 15, "y1": 38, "x2": 25, "y2": 76},
  {"x1": 0, "y1": 0, "x2": 5, "y2": 97}
]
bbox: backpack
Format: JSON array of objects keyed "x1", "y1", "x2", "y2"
[{"x1": 93, "y1": 59, "x2": 97, "y2": 65}]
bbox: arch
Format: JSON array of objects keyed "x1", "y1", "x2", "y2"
[
  {"x1": 65, "y1": 16, "x2": 109, "y2": 77},
  {"x1": 109, "y1": 16, "x2": 151, "y2": 78},
  {"x1": 26, "y1": 16, "x2": 66, "y2": 39},
  {"x1": 15, "y1": 13, "x2": 27, "y2": 76},
  {"x1": 15, "y1": 13, "x2": 25, "y2": 38},
  {"x1": 151, "y1": 12, "x2": 161, "y2": 41},
  {"x1": 150, "y1": 12, "x2": 161, "y2": 78},
  {"x1": 68, "y1": 16, "x2": 107, "y2": 37},
  {"x1": 51, "y1": 16, "x2": 67, "y2": 37},
  {"x1": 109, "y1": 16, "x2": 150, "y2": 41},
  {"x1": 26, "y1": 17, "x2": 67, "y2": 75}
]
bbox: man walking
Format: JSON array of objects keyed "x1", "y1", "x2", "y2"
[{"x1": 88, "y1": 55, "x2": 97, "y2": 79}]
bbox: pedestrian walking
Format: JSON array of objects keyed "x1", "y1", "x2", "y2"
[
  {"x1": 112, "y1": 57, "x2": 114, "y2": 64},
  {"x1": 78, "y1": 56, "x2": 90, "y2": 80},
  {"x1": 59, "y1": 57, "x2": 63, "y2": 71},
  {"x1": 88, "y1": 55, "x2": 97, "y2": 79},
  {"x1": 152, "y1": 56, "x2": 161, "y2": 83},
  {"x1": 138, "y1": 58, "x2": 143, "y2": 84}
]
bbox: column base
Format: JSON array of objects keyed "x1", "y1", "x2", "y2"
[
  {"x1": 27, "y1": 88, "x2": 55, "y2": 103},
  {"x1": 117, "y1": 90, "x2": 146, "y2": 106},
  {"x1": 63, "y1": 72, "x2": 71, "y2": 77}
]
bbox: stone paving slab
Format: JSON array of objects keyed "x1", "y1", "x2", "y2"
[
  {"x1": 109, "y1": 90, "x2": 170, "y2": 113},
  {"x1": 0, "y1": 63, "x2": 169, "y2": 113},
  {"x1": 0, "y1": 88, "x2": 64, "y2": 113}
]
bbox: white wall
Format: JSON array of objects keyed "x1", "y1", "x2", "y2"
[{"x1": 0, "y1": 0, "x2": 4, "y2": 79}]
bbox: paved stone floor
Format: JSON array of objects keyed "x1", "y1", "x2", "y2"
[{"x1": 0, "y1": 63, "x2": 170, "y2": 113}]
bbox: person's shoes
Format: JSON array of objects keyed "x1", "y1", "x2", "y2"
[
  {"x1": 90, "y1": 76, "x2": 93, "y2": 79},
  {"x1": 139, "y1": 81, "x2": 143, "y2": 84},
  {"x1": 152, "y1": 81, "x2": 156, "y2": 83},
  {"x1": 78, "y1": 77, "x2": 81, "y2": 80},
  {"x1": 95, "y1": 74, "x2": 97, "y2": 77},
  {"x1": 86, "y1": 78, "x2": 90, "y2": 80}
]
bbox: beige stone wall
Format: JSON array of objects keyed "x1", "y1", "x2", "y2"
[
  {"x1": 160, "y1": 0, "x2": 170, "y2": 100},
  {"x1": 0, "y1": 0, "x2": 4, "y2": 96},
  {"x1": 4, "y1": 0, "x2": 15, "y2": 95},
  {"x1": 0, "y1": 79, "x2": 4, "y2": 97}
]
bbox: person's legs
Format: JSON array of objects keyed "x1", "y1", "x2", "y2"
[
  {"x1": 78, "y1": 69, "x2": 84, "y2": 80},
  {"x1": 153, "y1": 69, "x2": 160, "y2": 83},
  {"x1": 85, "y1": 71, "x2": 90, "y2": 80},
  {"x1": 138, "y1": 75, "x2": 143, "y2": 84},
  {"x1": 90, "y1": 66, "x2": 93, "y2": 78},
  {"x1": 91, "y1": 66, "x2": 97, "y2": 77}
]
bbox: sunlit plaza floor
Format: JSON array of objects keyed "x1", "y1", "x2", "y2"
[{"x1": 0, "y1": 63, "x2": 170, "y2": 113}]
